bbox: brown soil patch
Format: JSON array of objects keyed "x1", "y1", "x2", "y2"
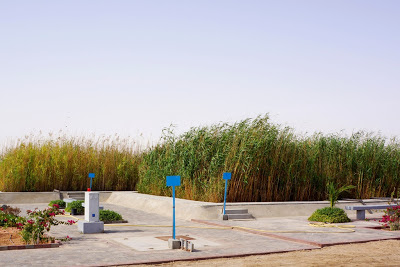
[
  {"x1": 0, "y1": 227, "x2": 25, "y2": 246},
  {"x1": 133, "y1": 240, "x2": 400, "y2": 267}
]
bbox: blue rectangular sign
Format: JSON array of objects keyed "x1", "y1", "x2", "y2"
[
  {"x1": 89, "y1": 173, "x2": 95, "y2": 178},
  {"x1": 223, "y1": 172, "x2": 231, "y2": 180},
  {"x1": 166, "y1": 176, "x2": 181, "y2": 187}
]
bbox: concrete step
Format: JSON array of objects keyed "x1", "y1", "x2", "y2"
[
  {"x1": 225, "y1": 209, "x2": 248, "y2": 215},
  {"x1": 67, "y1": 192, "x2": 85, "y2": 200},
  {"x1": 226, "y1": 213, "x2": 254, "y2": 220}
]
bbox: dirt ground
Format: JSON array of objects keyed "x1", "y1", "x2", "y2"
[
  {"x1": 134, "y1": 240, "x2": 400, "y2": 267},
  {"x1": 0, "y1": 227, "x2": 25, "y2": 246}
]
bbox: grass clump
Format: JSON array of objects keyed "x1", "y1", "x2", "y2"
[
  {"x1": 48, "y1": 200, "x2": 66, "y2": 209},
  {"x1": 0, "y1": 133, "x2": 141, "y2": 192},
  {"x1": 308, "y1": 207, "x2": 351, "y2": 223},
  {"x1": 99, "y1": 210, "x2": 123, "y2": 222},
  {"x1": 65, "y1": 200, "x2": 84, "y2": 215}
]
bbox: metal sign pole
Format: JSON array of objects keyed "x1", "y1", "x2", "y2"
[
  {"x1": 89, "y1": 173, "x2": 95, "y2": 191},
  {"x1": 166, "y1": 175, "x2": 181, "y2": 241},
  {"x1": 172, "y1": 185, "x2": 176, "y2": 239},
  {"x1": 223, "y1": 172, "x2": 231, "y2": 215}
]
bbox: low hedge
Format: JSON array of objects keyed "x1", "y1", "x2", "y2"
[
  {"x1": 99, "y1": 210, "x2": 123, "y2": 222},
  {"x1": 308, "y1": 207, "x2": 351, "y2": 223},
  {"x1": 65, "y1": 200, "x2": 84, "y2": 215}
]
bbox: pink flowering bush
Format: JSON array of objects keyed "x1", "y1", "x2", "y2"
[
  {"x1": 0, "y1": 207, "x2": 26, "y2": 228},
  {"x1": 20, "y1": 204, "x2": 76, "y2": 244},
  {"x1": 380, "y1": 206, "x2": 400, "y2": 231}
]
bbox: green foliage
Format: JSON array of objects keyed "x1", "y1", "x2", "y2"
[
  {"x1": 99, "y1": 209, "x2": 123, "y2": 222},
  {"x1": 138, "y1": 115, "x2": 400, "y2": 202},
  {"x1": 0, "y1": 207, "x2": 25, "y2": 228},
  {"x1": 0, "y1": 133, "x2": 141, "y2": 192},
  {"x1": 65, "y1": 200, "x2": 84, "y2": 214},
  {"x1": 48, "y1": 200, "x2": 66, "y2": 209},
  {"x1": 308, "y1": 207, "x2": 351, "y2": 223},
  {"x1": 20, "y1": 206, "x2": 75, "y2": 244},
  {"x1": 327, "y1": 182, "x2": 355, "y2": 208},
  {"x1": 1, "y1": 116, "x2": 400, "y2": 203}
]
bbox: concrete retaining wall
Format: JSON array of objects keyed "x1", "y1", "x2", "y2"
[
  {"x1": 0, "y1": 191, "x2": 112, "y2": 204},
  {"x1": 106, "y1": 192, "x2": 217, "y2": 220},
  {"x1": 106, "y1": 192, "x2": 395, "y2": 220},
  {"x1": 0, "y1": 192, "x2": 61, "y2": 204}
]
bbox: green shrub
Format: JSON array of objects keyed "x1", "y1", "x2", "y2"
[
  {"x1": 308, "y1": 207, "x2": 351, "y2": 223},
  {"x1": 0, "y1": 208, "x2": 25, "y2": 228},
  {"x1": 65, "y1": 200, "x2": 84, "y2": 215},
  {"x1": 99, "y1": 210, "x2": 123, "y2": 222},
  {"x1": 48, "y1": 200, "x2": 66, "y2": 209}
]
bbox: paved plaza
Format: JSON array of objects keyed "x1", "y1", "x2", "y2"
[{"x1": 1, "y1": 201, "x2": 400, "y2": 266}]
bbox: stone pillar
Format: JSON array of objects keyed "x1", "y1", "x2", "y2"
[{"x1": 78, "y1": 192, "x2": 104, "y2": 234}]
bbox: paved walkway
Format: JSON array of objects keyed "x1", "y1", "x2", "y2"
[{"x1": 1, "y1": 203, "x2": 399, "y2": 266}]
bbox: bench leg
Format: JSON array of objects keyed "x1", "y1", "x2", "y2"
[{"x1": 356, "y1": 210, "x2": 365, "y2": 220}]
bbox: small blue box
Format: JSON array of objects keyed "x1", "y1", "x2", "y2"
[
  {"x1": 166, "y1": 176, "x2": 181, "y2": 187},
  {"x1": 223, "y1": 172, "x2": 231, "y2": 180}
]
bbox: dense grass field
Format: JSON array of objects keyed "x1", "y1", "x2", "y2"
[{"x1": 1, "y1": 115, "x2": 400, "y2": 202}]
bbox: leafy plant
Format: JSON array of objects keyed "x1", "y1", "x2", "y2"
[
  {"x1": 19, "y1": 204, "x2": 75, "y2": 244},
  {"x1": 308, "y1": 207, "x2": 351, "y2": 223},
  {"x1": 0, "y1": 206, "x2": 25, "y2": 228},
  {"x1": 327, "y1": 182, "x2": 355, "y2": 208},
  {"x1": 99, "y1": 210, "x2": 123, "y2": 222},
  {"x1": 48, "y1": 200, "x2": 66, "y2": 209},
  {"x1": 380, "y1": 206, "x2": 400, "y2": 231},
  {"x1": 65, "y1": 200, "x2": 84, "y2": 215},
  {"x1": 1, "y1": 205, "x2": 21, "y2": 216}
]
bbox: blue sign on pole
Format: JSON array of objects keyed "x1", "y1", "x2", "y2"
[
  {"x1": 223, "y1": 172, "x2": 231, "y2": 215},
  {"x1": 166, "y1": 176, "x2": 181, "y2": 239},
  {"x1": 88, "y1": 173, "x2": 95, "y2": 190}
]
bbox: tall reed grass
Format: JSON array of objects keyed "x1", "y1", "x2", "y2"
[
  {"x1": 1, "y1": 116, "x2": 400, "y2": 203},
  {"x1": 0, "y1": 133, "x2": 141, "y2": 192},
  {"x1": 138, "y1": 115, "x2": 400, "y2": 202}
]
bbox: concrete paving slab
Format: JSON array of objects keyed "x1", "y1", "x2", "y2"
[{"x1": 1, "y1": 199, "x2": 399, "y2": 266}]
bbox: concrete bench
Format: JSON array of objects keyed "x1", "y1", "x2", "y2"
[
  {"x1": 63, "y1": 198, "x2": 77, "y2": 204},
  {"x1": 345, "y1": 204, "x2": 398, "y2": 220}
]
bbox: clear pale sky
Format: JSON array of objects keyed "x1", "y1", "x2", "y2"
[{"x1": 1, "y1": 1, "x2": 399, "y2": 147}]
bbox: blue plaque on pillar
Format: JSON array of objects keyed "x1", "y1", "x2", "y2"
[
  {"x1": 166, "y1": 176, "x2": 181, "y2": 187},
  {"x1": 89, "y1": 173, "x2": 95, "y2": 178},
  {"x1": 223, "y1": 172, "x2": 231, "y2": 180}
]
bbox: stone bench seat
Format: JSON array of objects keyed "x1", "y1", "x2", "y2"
[{"x1": 345, "y1": 204, "x2": 398, "y2": 220}]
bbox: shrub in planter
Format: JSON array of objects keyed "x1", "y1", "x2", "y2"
[
  {"x1": 99, "y1": 210, "x2": 123, "y2": 222},
  {"x1": 48, "y1": 200, "x2": 66, "y2": 209},
  {"x1": 308, "y1": 207, "x2": 351, "y2": 223},
  {"x1": 65, "y1": 200, "x2": 84, "y2": 215}
]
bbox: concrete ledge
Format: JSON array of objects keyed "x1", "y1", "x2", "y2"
[
  {"x1": 0, "y1": 192, "x2": 61, "y2": 204},
  {"x1": 106, "y1": 192, "x2": 396, "y2": 220}
]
